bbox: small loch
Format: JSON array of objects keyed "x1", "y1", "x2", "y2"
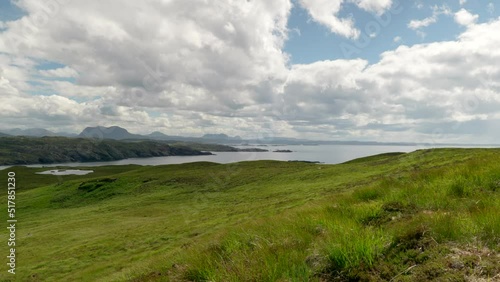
[{"x1": 36, "y1": 169, "x2": 94, "y2": 176}]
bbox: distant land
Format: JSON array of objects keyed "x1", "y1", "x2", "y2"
[
  {"x1": 78, "y1": 126, "x2": 248, "y2": 143},
  {"x1": 1, "y1": 128, "x2": 77, "y2": 137},
  {"x1": 1, "y1": 125, "x2": 499, "y2": 147},
  {"x1": 0, "y1": 133, "x2": 269, "y2": 165},
  {"x1": 77, "y1": 126, "x2": 419, "y2": 146},
  {"x1": 0, "y1": 136, "x2": 214, "y2": 165}
]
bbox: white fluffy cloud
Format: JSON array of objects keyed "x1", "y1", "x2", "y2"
[
  {"x1": 454, "y1": 8, "x2": 479, "y2": 26},
  {"x1": 298, "y1": 0, "x2": 394, "y2": 39},
  {"x1": 351, "y1": 0, "x2": 393, "y2": 15},
  {"x1": 298, "y1": 0, "x2": 359, "y2": 39},
  {"x1": 0, "y1": 0, "x2": 291, "y2": 109},
  {"x1": 1, "y1": 1, "x2": 500, "y2": 142},
  {"x1": 0, "y1": 0, "x2": 293, "y2": 134},
  {"x1": 279, "y1": 19, "x2": 500, "y2": 141},
  {"x1": 368, "y1": 20, "x2": 500, "y2": 140}
]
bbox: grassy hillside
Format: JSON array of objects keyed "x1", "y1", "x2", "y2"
[
  {"x1": 0, "y1": 136, "x2": 211, "y2": 165},
  {"x1": 0, "y1": 148, "x2": 499, "y2": 281}
]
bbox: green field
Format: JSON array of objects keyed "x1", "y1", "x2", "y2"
[{"x1": 1, "y1": 148, "x2": 499, "y2": 281}]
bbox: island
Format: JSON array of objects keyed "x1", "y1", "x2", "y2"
[{"x1": 273, "y1": 149, "x2": 293, "y2": 153}]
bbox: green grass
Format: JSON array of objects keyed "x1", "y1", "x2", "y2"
[{"x1": 0, "y1": 148, "x2": 499, "y2": 281}]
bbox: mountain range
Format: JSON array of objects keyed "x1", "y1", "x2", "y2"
[
  {"x1": 2, "y1": 126, "x2": 492, "y2": 146},
  {"x1": 75, "y1": 126, "x2": 378, "y2": 145},
  {"x1": 0, "y1": 126, "x2": 249, "y2": 144},
  {"x1": 0, "y1": 128, "x2": 76, "y2": 137}
]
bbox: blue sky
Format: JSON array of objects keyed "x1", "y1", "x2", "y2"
[
  {"x1": 1, "y1": 0, "x2": 500, "y2": 143},
  {"x1": 284, "y1": 0, "x2": 499, "y2": 64},
  {"x1": 0, "y1": 0, "x2": 24, "y2": 22},
  {"x1": 3, "y1": 0, "x2": 497, "y2": 73}
]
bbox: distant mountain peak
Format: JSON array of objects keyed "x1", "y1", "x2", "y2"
[
  {"x1": 148, "y1": 131, "x2": 169, "y2": 137},
  {"x1": 202, "y1": 133, "x2": 242, "y2": 141},
  {"x1": 203, "y1": 133, "x2": 229, "y2": 139},
  {"x1": 79, "y1": 126, "x2": 140, "y2": 140},
  {"x1": 4, "y1": 128, "x2": 55, "y2": 137}
]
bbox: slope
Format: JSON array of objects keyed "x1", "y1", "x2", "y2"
[{"x1": 0, "y1": 148, "x2": 498, "y2": 281}]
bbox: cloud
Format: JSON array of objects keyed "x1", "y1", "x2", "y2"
[
  {"x1": 0, "y1": 0, "x2": 294, "y2": 134},
  {"x1": 278, "y1": 19, "x2": 500, "y2": 142},
  {"x1": 39, "y1": 66, "x2": 78, "y2": 78},
  {"x1": 488, "y1": 3, "x2": 495, "y2": 14},
  {"x1": 351, "y1": 0, "x2": 393, "y2": 15},
  {"x1": 454, "y1": 8, "x2": 479, "y2": 26},
  {"x1": 408, "y1": 16, "x2": 438, "y2": 30},
  {"x1": 1, "y1": 0, "x2": 500, "y2": 143},
  {"x1": 298, "y1": 0, "x2": 360, "y2": 39},
  {"x1": 0, "y1": 0, "x2": 292, "y2": 112},
  {"x1": 298, "y1": 0, "x2": 394, "y2": 39},
  {"x1": 408, "y1": 5, "x2": 452, "y2": 30},
  {"x1": 0, "y1": 76, "x2": 20, "y2": 98}
]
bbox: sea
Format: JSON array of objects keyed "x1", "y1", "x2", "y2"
[{"x1": 1, "y1": 143, "x2": 496, "y2": 171}]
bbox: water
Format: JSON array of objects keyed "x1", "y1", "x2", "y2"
[
  {"x1": 36, "y1": 169, "x2": 94, "y2": 175},
  {"x1": 0, "y1": 144, "x2": 495, "y2": 170}
]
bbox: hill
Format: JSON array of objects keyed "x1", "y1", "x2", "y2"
[
  {"x1": 0, "y1": 136, "x2": 211, "y2": 165},
  {"x1": 78, "y1": 126, "x2": 247, "y2": 144},
  {"x1": 0, "y1": 132, "x2": 10, "y2": 137},
  {"x1": 0, "y1": 148, "x2": 498, "y2": 281},
  {"x1": 2, "y1": 128, "x2": 76, "y2": 137},
  {"x1": 78, "y1": 126, "x2": 143, "y2": 140},
  {"x1": 203, "y1": 133, "x2": 242, "y2": 141}
]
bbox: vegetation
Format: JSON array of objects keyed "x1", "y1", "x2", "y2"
[
  {"x1": 165, "y1": 141, "x2": 268, "y2": 152},
  {"x1": 0, "y1": 148, "x2": 499, "y2": 281},
  {"x1": 0, "y1": 136, "x2": 211, "y2": 165}
]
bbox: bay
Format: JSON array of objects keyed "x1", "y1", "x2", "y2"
[{"x1": 0, "y1": 144, "x2": 495, "y2": 171}]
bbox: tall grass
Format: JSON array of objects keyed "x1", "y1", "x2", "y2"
[
  {"x1": 177, "y1": 149, "x2": 500, "y2": 281},
  {"x1": 1, "y1": 148, "x2": 499, "y2": 281}
]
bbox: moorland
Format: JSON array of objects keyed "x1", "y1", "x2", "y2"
[{"x1": 0, "y1": 148, "x2": 499, "y2": 281}]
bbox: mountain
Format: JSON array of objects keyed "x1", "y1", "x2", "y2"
[
  {"x1": 79, "y1": 126, "x2": 143, "y2": 140},
  {"x1": 77, "y1": 126, "x2": 419, "y2": 146},
  {"x1": 147, "y1": 131, "x2": 171, "y2": 138},
  {"x1": 0, "y1": 132, "x2": 10, "y2": 137},
  {"x1": 63, "y1": 125, "x2": 490, "y2": 146},
  {"x1": 78, "y1": 126, "x2": 246, "y2": 144},
  {"x1": 203, "y1": 133, "x2": 230, "y2": 139},
  {"x1": 3, "y1": 128, "x2": 76, "y2": 137},
  {"x1": 203, "y1": 133, "x2": 242, "y2": 141},
  {"x1": 5, "y1": 128, "x2": 57, "y2": 137}
]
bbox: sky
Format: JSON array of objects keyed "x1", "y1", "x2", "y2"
[{"x1": 0, "y1": 0, "x2": 499, "y2": 144}]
